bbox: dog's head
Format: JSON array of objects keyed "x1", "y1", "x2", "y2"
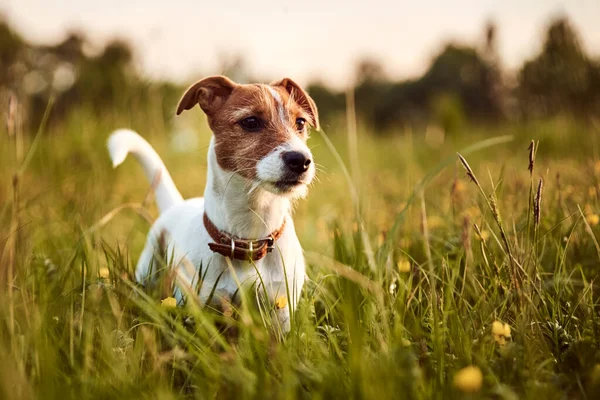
[{"x1": 176, "y1": 76, "x2": 319, "y2": 198}]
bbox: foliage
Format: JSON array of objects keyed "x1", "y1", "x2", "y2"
[
  {"x1": 1, "y1": 96, "x2": 600, "y2": 398},
  {"x1": 518, "y1": 18, "x2": 600, "y2": 118}
]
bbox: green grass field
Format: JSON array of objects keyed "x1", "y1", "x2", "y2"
[{"x1": 2, "y1": 104, "x2": 600, "y2": 399}]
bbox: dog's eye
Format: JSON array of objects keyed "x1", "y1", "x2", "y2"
[
  {"x1": 295, "y1": 118, "x2": 306, "y2": 131},
  {"x1": 239, "y1": 117, "x2": 263, "y2": 132}
]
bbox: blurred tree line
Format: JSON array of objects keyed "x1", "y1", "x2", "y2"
[
  {"x1": 1, "y1": 15, "x2": 599, "y2": 135},
  {"x1": 0, "y1": 19, "x2": 180, "y2": 132},
  {"x1": 309, "y1": 18, "x2": 600, "y2": 133}
]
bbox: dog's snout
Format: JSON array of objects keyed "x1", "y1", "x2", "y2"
[{"x1": 282, "y1": 151, "x2": 311, "y2": 174}]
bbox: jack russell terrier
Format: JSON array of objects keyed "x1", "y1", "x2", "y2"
[{"x1": 107, "y1": 76, "x2": 319, "y2": 333}]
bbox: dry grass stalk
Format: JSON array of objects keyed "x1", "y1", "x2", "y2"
[
  {"x1": 462, "y1": 215, "x2": 472, "y2": 256},
  {"x1": 457, "y1": 153, "x2": 521, "y2": 298}
]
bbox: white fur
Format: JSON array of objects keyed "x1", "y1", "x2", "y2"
[
  {"x1": 230, "y1": 107, "x2": 255, "y2": 121},
  {"x1": 256, "y1": 135, "x2": 315, "y2": 198},
  {"x1": 269, "y1": 87, "x2": 287, "y2": 125},
  {"x1": 108, "y1": 131, "x2": 307, "y2": 332},
  {"x1": 108, "y1": 129, "x2": 183, "y2": 213}
]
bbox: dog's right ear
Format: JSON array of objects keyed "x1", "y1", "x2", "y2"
[{"x1": 176, "y1": 76, "x2": 236, "y2": 116}]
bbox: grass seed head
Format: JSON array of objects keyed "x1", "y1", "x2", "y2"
[
  {"x1": 528, "y1": 140, "x2": 536, "y2": 176},
  {"x1": 457, "y1": 153, "x2": 480, "y2": 187},
  {"x1": 489, "y1": 195, "x2": 502, "y2": 224},
  {"x1": 534, "y1": 178, "x2": 544, "y2": 226}
]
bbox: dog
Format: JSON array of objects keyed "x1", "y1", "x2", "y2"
[{"x1": 107, "y1": 76, "x2": 319, "y2": 333}]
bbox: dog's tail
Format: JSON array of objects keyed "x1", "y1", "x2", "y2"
[{"x1": 107, "y1": 129, "x2": 183, "y2": 214}]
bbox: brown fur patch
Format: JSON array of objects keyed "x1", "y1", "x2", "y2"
[
  {"x1": 209, "y1": 84, "x2": 309, "y2": 179},
  {"x1": 177, "y1": 76, "x2": 318, "y2": 180}
]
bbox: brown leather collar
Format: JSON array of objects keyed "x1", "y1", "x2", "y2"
[{"x1": 203, "y1": 213, "x2": 286, "y2": 261}]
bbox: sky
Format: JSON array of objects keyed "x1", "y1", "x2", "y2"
[{"x1": 2, "y1": 0, "x2": 600, "y2": 88}]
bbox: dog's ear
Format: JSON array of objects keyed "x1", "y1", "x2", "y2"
[
  {"x1": 176, "y1": 76, "x2": 237, "y2": 116},
  {"x1": 270, "y1": 78, "x2": 320, "y2": 131}
]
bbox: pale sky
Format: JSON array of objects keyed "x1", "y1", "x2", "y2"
[{"x1": 2, "y1": 0, "x2": 599, "y2": 88}]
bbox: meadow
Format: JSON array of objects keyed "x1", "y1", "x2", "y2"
[{"x1": 1, "y1": 100, "x2": 600, "y2": 399}]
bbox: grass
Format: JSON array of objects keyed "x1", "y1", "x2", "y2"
[{"x1": 2, "y1": 100, "x2": 600, "y2": 399}]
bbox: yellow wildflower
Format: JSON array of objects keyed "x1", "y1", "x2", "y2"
[
  {"x1": 586, "y1": 213, "x2": 600, "y2": 227},
  {"x1": 397, "y1": 259, "x2": 411, "y2": 273},
  {"x1": 476, "y1": 230, "x2": 490, "y2": 241},
  {"x1": 161, "y1": 297, "x2": 177, "y2": 308},
  {"x1": 98, "y1": 267, "x2": 110, "y2": 279},
  {"x1": 453, "y1": 180, "x2": 467, "y2": 194},
  {"x1": 564, "y1": 185, "x2": 575, "y2": 196},
  {"x1": 401, "y1": 338, "x2": 411, "y2": 347},
  {"x1": 275, "y1": 296, "x2": 288, "y2": 309},
  {"x1": 453, "y1": 366, "x2": 483, "y2": 393},
  {"x1": 492, "y1": 320, "x2": 511, "y2": 345},
  {"x1": 399, "y1": 238, "x2": 412, "y2": 248},
  {"x1": 464, "y1": 206, "x2": 481, "y2": 219},
  {"x1": 427, "y1": 216, "x2": 444, "y2": 229}
]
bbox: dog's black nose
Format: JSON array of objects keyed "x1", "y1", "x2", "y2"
[{"x1": 282, "y1": 151, "x2": 311, "y2": 174}]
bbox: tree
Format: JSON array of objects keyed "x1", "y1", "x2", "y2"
[{"x1": 518, "y1": 17, "x2": 600, "y2": 118}]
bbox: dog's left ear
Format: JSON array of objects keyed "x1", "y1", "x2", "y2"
[{"x1": 270, "y1": 78, "x2": 320, "y2": 131}]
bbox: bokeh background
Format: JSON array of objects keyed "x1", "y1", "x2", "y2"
[
  {"x1": 1, "y1": 1, "x2": 599, "y2": 254},
  {"x1": 2, "y1": 2, "x2": 600, "y2": 399},
  {"x1": 1, "y1": 1, "x2": 600, "y2": 133}
]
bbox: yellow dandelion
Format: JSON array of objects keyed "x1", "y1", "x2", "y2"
[
  {"x1": 275, "y1": 296, "x2": 288, "y2": 309},
  {"x1": 98, "y1": 267, "x2": 110, "y2": 279},
  {"x1": 399, "y1": 238, "x2": 412, "y2": 248},
  {"x1": 586, "y1": 214, "x2": 600, "y2": 227},
  {"x1": 453, "y1": 366, "x2": 483, "y2": 393},
  {"x1": 464, "y1": 206, "x2": 481, "y2": 219},
  {"x1": 427, "y1": 216, "x2": 444, "y2": 229},
  {"x1": 161, "y1": 297, "x2": 177, "y2": 308},
  {"x1": 492, "y1": 320, "x2": 511, "y2": 345},
  {"x1": 453, "y1": 180, "x2": 467, "y2": 194},
  {"x1": 397, "y1": 258, "x2": 411, "y2": 273},
  {"x1": 564, "y1": 185, "x2": 575, "y2": 196},
  {"x1": 476, "y1": 230, "x2": 490, "y2": 241}
]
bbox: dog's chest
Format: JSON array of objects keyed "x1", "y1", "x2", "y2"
[{"x1": 176, "y1": 220, "x2": 304, "y2": 304}]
